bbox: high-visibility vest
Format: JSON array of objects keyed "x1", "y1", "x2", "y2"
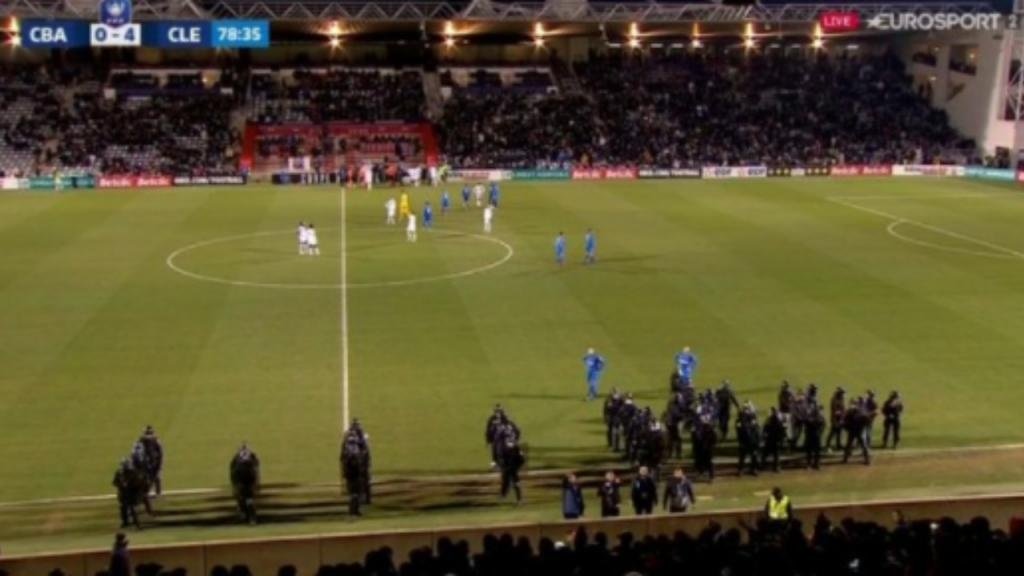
[{"x1": 768, "y1": 495, "x2": 791, "y2": 520}]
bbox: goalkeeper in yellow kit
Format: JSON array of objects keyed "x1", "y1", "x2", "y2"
[{"x1": 399, "y1": 192, "x2": 411, "y2": 221}]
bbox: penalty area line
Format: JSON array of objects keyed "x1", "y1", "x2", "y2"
[{"x1": 826, "y1": 196, "x2": 1024, "y2": 260}]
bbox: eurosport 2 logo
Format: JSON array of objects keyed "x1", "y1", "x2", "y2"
[{"x1": 820, "y1": 11, "x2": 1018, "y2": 33}]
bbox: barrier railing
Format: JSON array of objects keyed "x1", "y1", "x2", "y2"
[{"x1": 2, "y1": 492, "x2": 1022, "y2": 576}]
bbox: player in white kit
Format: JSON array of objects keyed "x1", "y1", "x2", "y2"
[
  {"x1": 385, "y1": 197, "x2": 397, "y2": 225},
  {"x1": 306, "y1": 224, "x2": 320, "y2": 255},
  {"x1": 406, "y1": 213, "x2": 417, "y2": 242},
  {"x1": 297, "y1": 222, "x2": 308, "y2": 255},
  {"x1": 483, "y1": 205, "x2": 494, "y2": 234},
  {"x1": 473, "y1": 183, "x2": 485, "y2": 207}
]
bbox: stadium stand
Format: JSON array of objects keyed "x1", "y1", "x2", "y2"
[
  {"x1": 0, "y1": 65, "x2": 239, "y2": 176},
  {"x1": 1, "y1": 50, "x2": 979, "y2": 177},
  {"x1": 249, "y1": 69, "x2": 425, "y2": 124},
  {"x1": 95, "y1": 515, "x2": 1024, "y2": 576},
  {"x1": 439, "y1": 51, "x2": 977, "y2": 169}
]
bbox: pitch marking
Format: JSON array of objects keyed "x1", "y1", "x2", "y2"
[
  {"x1": 827, "y1": 196, "x2": 1024, "y2": 260},
  {"x1": 165, "y1": 228, "x2": 514, "y2": 290},
  {"x1": 340, "y1": 192, "x2": 351, "y2": 429},
  {"x1": 886, "y1": 221, "x2": 1014, "y2": 260}
]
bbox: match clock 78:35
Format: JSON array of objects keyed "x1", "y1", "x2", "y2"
[{"x1": 210, "y1": 20, "x2": 269, "y2": 48}]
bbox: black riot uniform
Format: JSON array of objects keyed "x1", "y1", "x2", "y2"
[
  {"x1": 498, "y1": 440, "x2": 525, "y2": 503},
  {"x1": 882, "y1": 391, "x2": 904, "y2": 448},
  {"x1": 826, "y1": 387, "x2": 846, "y2": 451},
  {"x1": 715, "y1": 381, "x2": 738, "y2": 439},
  {"x1": 864, "y1": 391, "x2": 879, "y2": 447},
  {"x1": 736, "y1": 405, "x2": 762, "y2": 476},
  {"x1": 139, "y1": 426, "x2": 164, "y2": 496},
  {"x1": 804, "y1": 404, "x2": 826, "y2": 469},
  {"x1": 229, "y1": 444, "x2": 261, "y2": 524},
  {"x1": 842, "y1": 400, "x2": 871, "y2": 465},
  {"x1": 761, "y1": 407, "x2": 787, "y2": 472},
  {"x1": 665, "y1": 393, "x2": 686, "y2": 459},
  {"x1": 691, "y1": 416, "x2": 717, "y2": 482},
  {"x1": 614, "y1": 395, "x2": 637, "y2": 453},
  {"x1": 485, "y1": 406, "x2": 507, "y2": 466},
  {"x1": 113, "y1": 458, "x2": 142, "y2": 529},
  {"x1": 603, "y1": 389, "x2": 624, "y2": 449},
  {"x1": 339, "y1": 424, "x2": 372, "y2": 512}
]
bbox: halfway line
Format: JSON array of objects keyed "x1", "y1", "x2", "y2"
[{"x1": 341, "y1": 189, "x2": 350, "y2": 431}]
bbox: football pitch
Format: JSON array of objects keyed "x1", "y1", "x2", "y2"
[{"x1": 3, "y1": 177, "x2": 1024, "y2": 553}]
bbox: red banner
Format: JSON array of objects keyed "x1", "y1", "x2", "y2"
[
  {"x1": 99, "y1": 174, "x2": 172, "y2": 188},
  {"x1": 831, "y1": 165, "x2": 892, "y2": 177},
  {"x1": 571, "y1": 167, "x2": 637, "y2": 180}
]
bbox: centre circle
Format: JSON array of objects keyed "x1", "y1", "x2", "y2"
[{"x1": 166, "y1": 228, "x2": 514, "y2": 289}]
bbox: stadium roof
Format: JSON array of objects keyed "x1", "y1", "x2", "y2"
[{"x1": 0, "y1": 0, "x2": 1005, "y2": 23}]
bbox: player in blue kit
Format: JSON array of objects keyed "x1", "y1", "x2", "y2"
[
  {"x1": 674, "y1": 346, "x2": 697, "y2": 387},
  {"x1": 583, "y1": 348, "x2": 606, "y2": 401},
  {"x1": 461, "y1": 185, "x2": 471, "y2": 208},
  {"x1": 423, "y1": 202, "x2": 434, "y2": 229},
  {"x1": 555, "y1": 232, "x2": 567, "y2": 266},
  {"x1": 441, "y1": 191, "x2": 451, "y2": 215},
  {"x1": 489, "y1": 182, "x2": 500, "y2": 207},
  {"x1": 584, "y1": 229, "x2": 596, "y2": 264}
]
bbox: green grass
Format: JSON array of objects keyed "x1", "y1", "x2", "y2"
[{"x1": 2, "y1": 177, "x2": 1024, "y2": 553}]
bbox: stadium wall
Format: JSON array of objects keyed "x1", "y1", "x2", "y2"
[
  {"x1": 1, "y1": 493, "x2": 1022, "y2": 576},
  {"x1": 895, "y1": 30, "x2": 1014, "y2": 156}
]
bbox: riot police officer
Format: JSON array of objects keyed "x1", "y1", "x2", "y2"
[
  {"x1": 139, "y1": 426, "x2": 164, "y2": 496},
  {"x1": 826, "y1": 387, "x2": 846, "y2": 451},
  {"x1": 736, "y1": 403, "x2": 761, "y2": 476},
  {"x1": 691, "y1": 415, "x2": 717, "y2": 482},
  {"x1": 341, "y1": 424, "x2": 371, "y2": 516},
  {"x1": 229, "y1": 443, "x2": 261, "y2": 524},
  {"x1": 761, "y1": 407, "x2": 787, "y2": 472},
  {"x1": 882, "y1": 391, "x2": 904, "y2": 448},
  {"x1": 603, "y1": 389, "x2": 624, "y2": 449},
  {"x1": 715, "y1": 381, "x2": 738, "y2": 439},
  {"x1": 614, "y1": 393, "x2": 637, "y2": 453},
  {"x1": 804, "y1": 403, "x2": 826, "y2": 470},
  {"x1": 498, "y1": 439, "x2": 524, "y2": 503},
  {"x1": 842, "y1": 399, "x2": 871, "y2": 465},
  {"x1": 112, "y1": 458, "x2": 142, "y2": 529}
]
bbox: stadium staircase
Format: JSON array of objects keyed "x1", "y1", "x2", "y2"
[
  {"x1": 421, "y1": 70, "x2": 445, "y2": 121},
  {"x1": 551, "y1": 57, "x2": 584, "y2": 96}
]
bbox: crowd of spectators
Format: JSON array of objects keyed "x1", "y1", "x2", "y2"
[
  {"x1": 439, "y1": 92, "x2": 597, "y2": 169},
  {"x1": 0, "y1": 65, "x2": 240, "y2": 176},
  {"x1": 0, "y1": 51, "x2": 984, "y2": 176},
  {"x1": 96, "y1": 514, "x2": 1024, "y2": 576},
  {"x1": 250, "y1": 69, "x2": 425, "y2": 124},
  {"x1": 254, "y1": 131, "x2": 423, "y2": 171},
  {"x1": 441, "y1": 50, "x2": 975, "y2": 169}
]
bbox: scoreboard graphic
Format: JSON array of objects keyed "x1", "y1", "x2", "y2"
[{"x1": 20, "y1": 0, "x2": 269, "y2": 49}]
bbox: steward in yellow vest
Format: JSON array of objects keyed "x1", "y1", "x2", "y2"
[{"x1": 765, "y1": 487, "x2": 792, "y2": 522}]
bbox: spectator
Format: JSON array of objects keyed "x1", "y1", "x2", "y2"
[
  {"x1": 662, "y1": 467, "x2": 696, "y2": 513},
  {"x1": 631, "y1": 466, "x2": 658, "y2": 516},
  {"x1": 561, "y1": 473, "x2": 585, "y2": 520},
  {"x1": 108, "y1": 533, "x2": 131, "y2": 576},
  {"x1": 597, "y1": 470, "x2": 622, "y2": 518}
]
